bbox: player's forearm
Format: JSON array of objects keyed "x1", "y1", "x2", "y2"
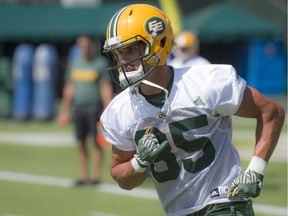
[
  {"x1": 111, "y1": 161, "x2": 147, "y2": 190},
  {"x1": 59, "y1": 99, "x2": 71, "y2": 113},
  {"x1": 253, "y1": 102, "x2": 285, "y2": 162},
  {"x1": 59, "y1": 82, "x2": 74, "y2": 113}
]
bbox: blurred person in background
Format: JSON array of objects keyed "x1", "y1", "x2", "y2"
[
  {"x1": 58, "y1": 35, "x2": 113, "y2": 186},
  {"x1": 168, "y1": 31, "x2": 210, "y2": 68}
]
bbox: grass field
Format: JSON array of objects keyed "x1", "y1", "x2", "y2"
[{"x1": 0, "y1": 118, "x2": 287, "y2": 216}]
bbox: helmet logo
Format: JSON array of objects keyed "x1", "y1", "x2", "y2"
[{"x1": 145, "y1": 17, "x2": 166, "y2": 36}]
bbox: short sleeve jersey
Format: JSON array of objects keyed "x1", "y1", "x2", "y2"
[
  {"x1": 101, "y1": 64, "x2": 247, "y2": 216},
  {"x1": 66, "y1": 56, "x2": 110, "y2": 108}
]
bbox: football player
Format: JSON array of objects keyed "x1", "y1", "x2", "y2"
[
  {"x1": 100, "y1": 4, "x2": 285, "y2": 216},
  {"x1": 168, "y1": 31, "x2": 210, "y2": 68}
]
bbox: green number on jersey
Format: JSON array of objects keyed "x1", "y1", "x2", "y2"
[{"x1": 135, "y1": 115, "x2": 215, "y2": 183}]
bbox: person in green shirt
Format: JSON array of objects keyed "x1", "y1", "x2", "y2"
[{"x1": 58, "y1": 35, "x2": 113, "y2": 186}]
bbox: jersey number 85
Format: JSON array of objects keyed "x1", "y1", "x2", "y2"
[{"x1": 135, "y1": 115, "x2": 216, "y2": 183}]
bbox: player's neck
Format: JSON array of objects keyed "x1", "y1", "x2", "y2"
[{"x1": 139, "y1": 65, "x2": 173, "y2": 95}]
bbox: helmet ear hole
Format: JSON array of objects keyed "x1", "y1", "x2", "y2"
[{"x1": 160, "y1": 37, "x2": 166, "y2": 47}]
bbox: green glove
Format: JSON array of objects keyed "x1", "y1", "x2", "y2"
[
  {"x1": 133, "y1": 127, "x2": 168, "y2": 170},
  {"x1": 228, "y1": 169, "x2": 264, "y2": 198}
]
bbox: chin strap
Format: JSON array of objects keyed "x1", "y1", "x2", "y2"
[
  {"x1": 129, "y1": 79, "x2": 171, "y2": 118},
  {"x1": 141, "y1": 79, "x2": 171, "y2": 117}
]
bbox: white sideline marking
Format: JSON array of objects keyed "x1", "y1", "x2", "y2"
[
  {"x1": 0, "y1": 171, "x2": 157, "y2": 199},
  {"x1": 0, "y1": 171, "x2": 287, "y2": 215},
  {"x1": 0, "y1": 131, "x2": 286, "y2": 161},
  {"x1": 0, "y1": 132, "x2": 74, "y2": 147},
  {"x1": 0, "y1": 214, "x2": 21, "y2": 216},
  {"x1": 0, "y1": 171, "x2": 73, "y2": 188}
]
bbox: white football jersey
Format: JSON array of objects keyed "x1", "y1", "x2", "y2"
[{"x1": 101, "y1": 64, "x2": 247, "y2": 215}]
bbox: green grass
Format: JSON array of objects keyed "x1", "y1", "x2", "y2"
[
  {"x1": 0, "y1": 119, "x2": 72, "y2": 132},
  {"x1": 0, "y1": 119, "x2": 286, "y2": 216},
  {"x1": 0, "y1": 181, "x2": 163, "y2": 216}
]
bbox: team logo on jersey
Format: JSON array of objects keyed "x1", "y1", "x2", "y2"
[
  {"x1": 210, "y1": 186, "x2": 229, "y2": 198},
  {"x1": 145, "y1": 17, "x2": 165, "y2": 36},
  {"x1": 210, "y1": 188, "x2": 220, "y2": 197}
]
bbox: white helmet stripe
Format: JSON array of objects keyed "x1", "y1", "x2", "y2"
[{"x1": 108, "y1": 6, "x2": 128, "y2": 38}]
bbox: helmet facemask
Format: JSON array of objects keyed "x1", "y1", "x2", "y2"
[{"x1": 104, "y1": 35, "x2": 160, "y2": 88}]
